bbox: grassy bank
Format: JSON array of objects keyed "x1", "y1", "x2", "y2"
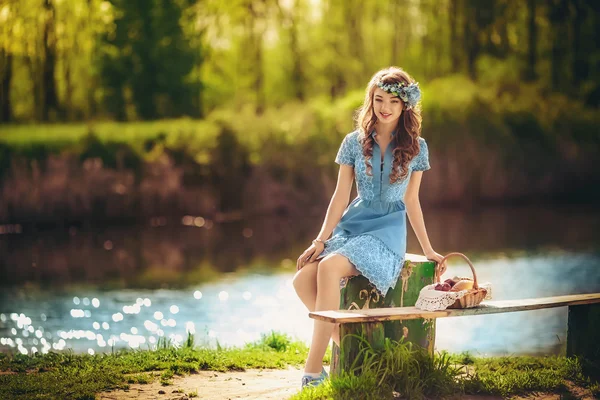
[
  {"x1": 0, "y1": 331, "x2": 598, "y2": 400},
  {"x1": 292, "y1": 337, "x2": 600, "y2": 400},
  {"x1": 0, "y1": 331, "x2": 316, "y2": 400},
  {"x1": 0, "y1": 76, "x2": 599, "y2": 223}
]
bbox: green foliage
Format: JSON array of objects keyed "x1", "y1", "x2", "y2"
[
  {"x1": 185, "y1": 331, "x2": 195, "y2": 349},
  {"x1": 451, "y1": 351, "x2": 476, "y2": 365},
  {"x1": 291, "y1": 338, "x2": 600, "y2": 400},
  {"x1": 3, "y1": 0, "x2": 599, "y2": 122},
  {"x1": 160, "y1": 369, "x2": 174, "y2": 386},
  {"x1": 0, "y1": 75, "x2": 598, "y2": 217},
  {"x1": 0, "y1": 331, "x2": 311, "y2": 399},
  {"x1": 78, "y1": 131, "x2": 142, "y2": 171},
  {"x1": 126, "y1": 373, "x2": 153, "y2": 384},
  {"x1": 99, "y1": 0, "x2": 201, "y2": 120},
  {"x1": 0, "y1": 332, "x2": 598, "y2": 400},
  {"x1": 1, "y1": 75, "x2": 597, "y2": 171},
  {"x1": 249, "y1": 331, "x2": 293, "y2": 352},
  {"x1": 344, "y1": 335, "x2": 461, "y2": 399}
]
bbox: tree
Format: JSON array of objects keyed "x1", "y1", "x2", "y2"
[
  {"x1": 524, "y1": 0, "x2": 537, "y2": 81},
  {"x1": 100, "y1": 0, "x2": 201, "y2": 120},
  {"x1": 0, "y1": 47, "x2": 13, "y2": 122},
  {"x1": 41, "y1": 0, "x2": 61, "y2": 121}
]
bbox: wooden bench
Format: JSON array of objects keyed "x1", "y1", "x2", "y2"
[{"x1": 310, "y1": 293, "x2": 600, "y2": 375}]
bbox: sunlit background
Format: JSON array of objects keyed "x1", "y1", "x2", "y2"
[{"x1": 0, "y1": 0, "x2": 599, "y2": 357}]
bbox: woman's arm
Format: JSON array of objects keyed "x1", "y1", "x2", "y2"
[
  {"x1": 315, "y1": 165, "x2": 355, "y2": 242},
  {"x1": 405, "y1": 171, "x2": 447, "y2": 274},
  {"x1": 404, "y1": 171, "x2": 433, "y2": 254},
  {"x1": 297, "y1": 165, "x2": 354, "y2": 269}
]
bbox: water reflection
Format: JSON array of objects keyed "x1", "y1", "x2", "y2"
[
  {"x1": 1, "y1": 204, "x2": 599, "y2": 290},
  {"x1": 0, "y1": 205, "x2": 599, "y2": 356}
]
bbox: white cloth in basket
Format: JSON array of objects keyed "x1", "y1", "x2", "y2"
[{"x1": 415, "y1": 282, "x2": 493, "y2": 311}]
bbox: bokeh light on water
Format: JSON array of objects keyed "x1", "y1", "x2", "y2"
[
  {"x1": 1, "y1": 251, "x2": 599, "y2": 356},
  {"x1": 0, "y1": 273, "x2": 309, "y2": 355}
]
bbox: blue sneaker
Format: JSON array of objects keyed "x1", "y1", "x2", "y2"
[
  {"x1": 301, "y1": 367, "x2": 329, "y2": 389},
  {"x1": 301, "y1": 374, "x2": 326, "y2": 389}
]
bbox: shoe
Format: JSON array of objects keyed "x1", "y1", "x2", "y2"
[
  {"x1": 301, "y1": 374, "x2": 326, "y2": 389},
  {"x1": 301, "y1": 366, "x2": 329, "y2": 389}
]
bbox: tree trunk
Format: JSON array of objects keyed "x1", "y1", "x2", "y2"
[
  {"x1": 289, "y1": 8, "x2": 304, "y2": 101},
  {"x1": 255, "y1": 35, "x2": 265, "y2": 115},
  {"x1": 449, "y1": 0, "x2": 460, "y2": 72},
  {"x1": 463, "y1": 3, "x2": 478, "y2": 80},
  {"x1": 420, "y1": 1, "x2": 431, "y2": 78},
  {"x1": 549, "y1": 0, "x2": 569, "y2": 91},
  {"x1": 331, "y1": 258, "x2": 437, "y2": 376},
  {"x1": 391, "y1": 1, "x2": 398, "y2": 64},
  {"x1": 0, "y1": 49, "x2": 12, "y2": 123},
  {"x1": 345, "y1": 0, "x2": 364, "y2": 81},
  {"x1": 25, "y1": 55, "x2": 42, "y2": 121},
  {"x1": 497, "y1": 4, "x2": 509, "y2": 57},
  {"x1": 248, "y1": 0, "x2": 266, "y2": 115},
  {"x1": 571, "y1": 0, "x2": 588, "y2": 88},
  {"x1": 524, "y1": 0, "x2": 537, "y2": 81},
  {"x1": 42, "y1": 0, "x2": 61, "y2": 121},
  {"x1": 64, "y1": 55, "x2": 73, "y2": 121},
  {"x1": 324, "y1": 0, "x2": 346, "y2": 99}
]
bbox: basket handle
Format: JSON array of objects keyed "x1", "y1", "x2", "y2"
[{"x1": 434, "y1": 252, "x2": 479, "y2": 289}]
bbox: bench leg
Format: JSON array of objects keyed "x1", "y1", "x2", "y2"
[
  {"x1": 331, "y1": 319, "x2": 437, "y2": 376},
  {"x1": 566, "y1": 303, "x2": 600, "y2": 367},
  {"x1": 333, "y1": 322, "x2": 385, "y2": 376}
]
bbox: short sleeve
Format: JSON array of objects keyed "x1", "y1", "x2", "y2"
[
  {"x1": 335, "y1": 134, "x2": 355, "y2": 166},
  {"x1": 412, "y1": 138, "x2": 431, "y2": 171}
]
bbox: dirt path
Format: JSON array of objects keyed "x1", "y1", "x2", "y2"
[
  {"x1": 97, "y1": 366, "x2": 304, "y2": 400},
  {"x1": 96, "y1": 367, "x2": 596, "y2": 400}
]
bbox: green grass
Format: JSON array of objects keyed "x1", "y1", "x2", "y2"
[
  {"x1": 0, "y1": 332, "x2": 598, "y2": 400},
  {"x1": 0, "y1": 331, "x2": 311, "y2": 400},
  {"x1": 290, "y1": 337, "x2": 600, "y2": 400}
]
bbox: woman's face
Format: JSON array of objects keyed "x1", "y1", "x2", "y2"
[{"x1": 373, "y1": 87, "x2": 404, "y2": 126}]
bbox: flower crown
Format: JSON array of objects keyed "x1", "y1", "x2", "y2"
[{"x1": 377, "y1": 80, "x2": 421, "y2": 110}]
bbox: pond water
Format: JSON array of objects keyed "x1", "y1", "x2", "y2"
[{"x1": 1, "y1": 204, "x2": 599, "y2": 357}]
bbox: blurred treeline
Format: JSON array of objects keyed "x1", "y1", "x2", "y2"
[
  {"x1": 0, "y1": 0, "x2": 599, "y2": 120},
  {"x1": 0, "y1": 0, "x2": 599, "y2": 223}
]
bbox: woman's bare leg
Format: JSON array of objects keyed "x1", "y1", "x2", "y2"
[
  {"x1": 304, "y1": 254, "x2": 358, "y2": 373},
  {"x1": 292, "y1": 261, "x2": 318, "y2": 309},
  {"x1": 292, "y1": 261, "x2": 341, "y2": 346}
]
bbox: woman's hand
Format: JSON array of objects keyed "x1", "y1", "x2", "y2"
[
  {"x1": 296, "y1": 242, "x2": 325, "y2": 271},
  {"x1": 425, "y1": 250, "x2": 448, "y2": 276}
]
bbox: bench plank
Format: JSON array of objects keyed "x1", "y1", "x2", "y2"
[{"x1": 309, "y1": 293, "x2": 600, "y2": 323}]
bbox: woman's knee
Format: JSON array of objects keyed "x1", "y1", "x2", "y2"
[
  {"x1": 317, "y1": 255, "x2": 357, "y2": 283},
  {"x1": 317, "y1": 257, "x2": 342, "y2": 283},
  {"x1": 292, "y1": 262, "x2": 318, "y2": 292}
]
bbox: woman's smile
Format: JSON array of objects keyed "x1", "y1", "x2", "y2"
[{"x1": 373, "y1": 88, "x2": 403, "y2": 124}]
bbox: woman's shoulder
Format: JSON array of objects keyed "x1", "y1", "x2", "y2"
[
  {"x1": 346, "y1": 130, "x2": 364, "y2": 146},
  {"x1": 345, "y1": 130, "x2": 361, "y2": 140},
  {"x1": 339, "y1": 130, "x2": 361, "y2": 147},
  {"x1": 417, "y1": 136, "x2": 428, "y2": 152}
]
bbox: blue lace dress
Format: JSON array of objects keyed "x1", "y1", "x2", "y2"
[{"x1": 317, "y1": 130, "x2": 431, "y2": 295}]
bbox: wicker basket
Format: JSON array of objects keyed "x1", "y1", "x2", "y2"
[{"x1": 435, "y1": 252, "x2": 487, "y2": 309}]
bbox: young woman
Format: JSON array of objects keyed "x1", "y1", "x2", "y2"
[{"x1": 292, "y1": 66, "x2": 447, "y2": 388}]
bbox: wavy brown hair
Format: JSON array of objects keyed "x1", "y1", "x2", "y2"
[{"x1": 355, "y1": 66, "x2": 422, "y2": 183}]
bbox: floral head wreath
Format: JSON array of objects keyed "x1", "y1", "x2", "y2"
[{"x1": 377, "y1": 80, "x2": 421, "y2": 110}]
